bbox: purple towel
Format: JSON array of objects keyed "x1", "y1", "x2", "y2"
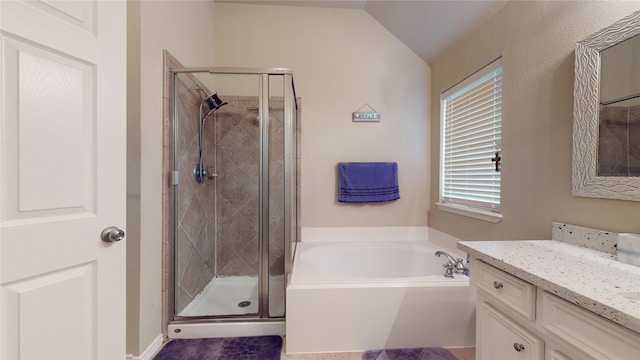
[{"x1": 338, "y1": 162, "x2": 399, "y2": 203}]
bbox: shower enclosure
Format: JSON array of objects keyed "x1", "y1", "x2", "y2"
[{"x1": 167, "y1": 67, "x2": 299, "y2": 332}]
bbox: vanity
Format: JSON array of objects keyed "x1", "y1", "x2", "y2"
[{"x1": 458, "y1": 240, "x2": 640, "y2": 360}]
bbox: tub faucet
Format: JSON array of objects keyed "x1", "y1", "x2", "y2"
[{"x1": 435, "y1": 251, "x2": 467, "y2": 274}]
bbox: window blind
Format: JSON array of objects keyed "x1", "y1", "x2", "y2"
[{"x1": 441, "y1": 63, "x2": 502, "y2": 212}]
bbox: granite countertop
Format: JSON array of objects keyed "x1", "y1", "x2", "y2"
[{"x1": 457, "y1": 240, "x2": 640, "y2": 333}]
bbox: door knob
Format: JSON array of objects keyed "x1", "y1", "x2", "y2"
[{"x1": 101, "y1": 226, "x2": 125, "y2": 242}]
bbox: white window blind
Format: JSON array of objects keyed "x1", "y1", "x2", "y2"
[{"x1": 441, "y1": 59, "x2": 502, "y2": 213}]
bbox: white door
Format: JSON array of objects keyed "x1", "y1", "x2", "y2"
[{"x1": 0, "y1": 1, "x2": 126, "y2": 359}]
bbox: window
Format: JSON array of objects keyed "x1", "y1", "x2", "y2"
[{"x1": 437, "y1": 58, "x2": 503, "y2": 223}]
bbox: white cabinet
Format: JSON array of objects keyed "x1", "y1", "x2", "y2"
[
  {"x1": 478, "y1": 302, "x2": 544, "y2": 360},
  {"x1": 544, "y1": 345, "x2": 591, "y2": 360},
  {"x1": 471, "y1": 258, "x2": 640, "y2": 360},
  {"x1": 473, "y1": 258, "x2": 536, "y2": 319},
  {"x1": 539, "y1": 291, "x2": 639, "y2": 359},
  {"x1": 546, "y1": 349, "x2": 573, "y2": 360}
]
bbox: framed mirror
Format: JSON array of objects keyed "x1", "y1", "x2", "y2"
[{"x1": 573, "y1": 10, "x2": 640, "y2": 201}]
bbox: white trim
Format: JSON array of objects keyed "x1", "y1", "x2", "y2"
[
  {"x1": 435, "y1": 202, "x2": 502, "y2": 223},
  {"x1": 440, "y1": 57, "x2": 503, "y2": 213},
  {"x1": 126, "y1": 334, "x2": 165, "y2": 360}
]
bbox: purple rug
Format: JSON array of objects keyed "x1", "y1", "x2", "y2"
[
  {"x1": 362, "y1": 347, "x2": 457, "y2": 360},
  {"x1": 153, "y1": 336, "x2": 282, "y2": 360}
]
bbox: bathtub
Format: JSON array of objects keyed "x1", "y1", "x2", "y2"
[{"x1": 285, "y1": 227, "x2": 476, "y2": 354}]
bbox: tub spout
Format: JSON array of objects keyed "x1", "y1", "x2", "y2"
[{"x1": 435, "y1": 251, "x2": 467, "y2": 274}]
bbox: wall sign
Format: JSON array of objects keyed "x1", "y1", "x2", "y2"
[
  {"x1": 352, "y1": 103, "x2": 380, "y2": 122},
  {"x1": 352, "y1": 112, "x2": 380, "y2": 122}
]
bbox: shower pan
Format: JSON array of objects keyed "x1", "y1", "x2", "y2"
[{"x1": 166, "y1": 67, "x2": 299, "y2": 338}]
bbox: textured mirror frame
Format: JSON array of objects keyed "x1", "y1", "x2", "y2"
[{"x1": 573, "y1": 10, "x2": 640, "y2": 201}]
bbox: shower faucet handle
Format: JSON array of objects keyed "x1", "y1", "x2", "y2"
[{"x1": 194, "y1": 165, "x2": 217, "y2": 183}]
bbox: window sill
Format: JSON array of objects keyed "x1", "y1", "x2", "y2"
[{"x1": 435, "y1": 202, "x2": 503, "y2": 223}]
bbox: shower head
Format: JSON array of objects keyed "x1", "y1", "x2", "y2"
[{"x1": 203, "y1": 92, "x2": 228, "y2": 114}]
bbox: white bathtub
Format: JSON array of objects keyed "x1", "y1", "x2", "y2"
[{"x1": 285, "y1": 227, "x2": 476, "y2": 354}]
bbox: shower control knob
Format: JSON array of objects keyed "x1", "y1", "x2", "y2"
[{"x1": 101, "y1": 226, "x2": 125, "y2": 242}]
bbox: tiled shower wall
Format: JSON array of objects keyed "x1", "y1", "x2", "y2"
[
  {"x1": 599, "y1": 104, "x2": 640, "y2": 176},
  {"x1": 167, "y1": 66, "x2": 301, "y2": 314},
  {"x1": 214, "y1": 97, "x2": 291, "y2": 279}
]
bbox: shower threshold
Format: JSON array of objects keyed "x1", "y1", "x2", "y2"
[{"x1": 168, "y1": 319, "x2": 286, "y2": 339}]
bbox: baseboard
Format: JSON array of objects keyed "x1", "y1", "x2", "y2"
[{"x1": 126, "y1": 334, "x2": 165, "y2": 360}]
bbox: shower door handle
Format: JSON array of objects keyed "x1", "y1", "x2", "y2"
[{"x1": 101, "y1": 226, "x2": 125, "y2": 242}]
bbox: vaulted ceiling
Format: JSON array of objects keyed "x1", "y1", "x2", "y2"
[{"x1": 216, "y1": 0, "x2": 508, "y2": 64}]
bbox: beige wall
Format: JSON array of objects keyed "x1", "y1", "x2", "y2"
[
  {"x1": 213, "y1": 3, "x2": 431, "y2": 227},
  {"x1": 127, "y1": 0, "x2": 216, "y2": 356},
  {"x1": 429, "y1": 1, "x2": 640, "y2": 241}
]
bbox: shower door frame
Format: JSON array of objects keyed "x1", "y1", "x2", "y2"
[{"x1": 168, "y1": 67, "x2": 296, "y2": 324}]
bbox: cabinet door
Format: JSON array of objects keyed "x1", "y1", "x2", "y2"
[
  {"x1": 545, "y1": 342, "x2": 597, "y2": 360},
  {"x1": 477, "y1": 302, "x2": 544, "y2": 360},
  {"x1": 540, "y1": 291, "x2": 640, "y2": 359},
  {"x1": 547, "y1": 349, "x2": 574, "y2": 360}
]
